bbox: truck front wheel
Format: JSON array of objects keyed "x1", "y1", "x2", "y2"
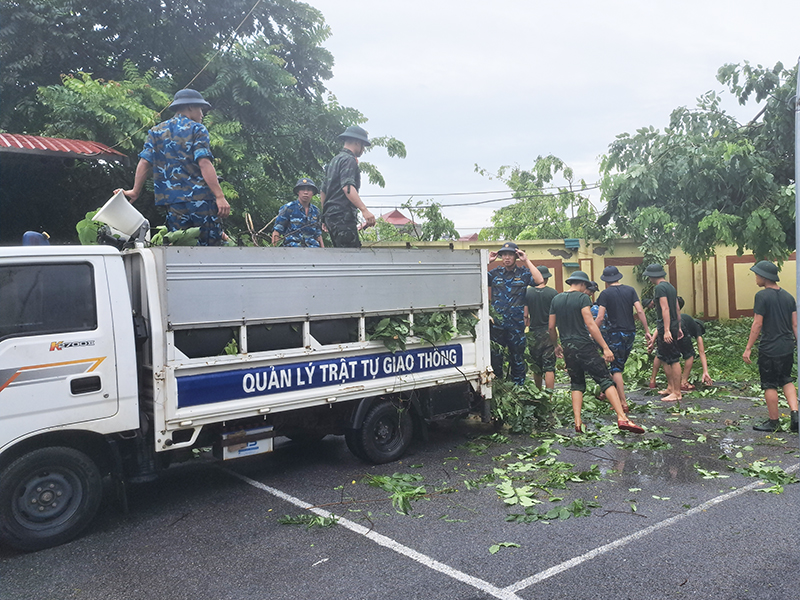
[
  {"x1": 0, "y1": 447, "x2": 103, "y2": 552},
  {"x1": 358, "y1": 399, "x2": 414, "y2": 464}
]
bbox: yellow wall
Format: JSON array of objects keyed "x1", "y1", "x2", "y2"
[{"x1": 373, "y1": 239, "x2": 797, "y2": 320}]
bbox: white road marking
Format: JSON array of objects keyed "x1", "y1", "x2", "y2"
[
  {"x1": 224, "y1": 469, "x2": 524, "y2": 600},
  {"x1": 224, "y1": 463, "x2": 798, "y2": 598},
  {"x1": 504, "y1": 462, "x2": 800, "y2": 594}
]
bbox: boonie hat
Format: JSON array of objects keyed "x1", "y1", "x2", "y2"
[
  {"x1": 338, "y1": 125, "x2": 371, "y2": 146},
  {"x1": 641, "y1": 297, "x2": 654, "y2": 309},
  {"x1": 586, "y1": 281, "x2": 600, "y2": 293},
  {"x1": 565, "y1": 270, "x2": 592, "y2": 285},
  {"x1": 169, "y1": 89, "x2": 212, "y2": 110},
  {"x1": 497, "y1": 241, "x2": 519, "y2": 255},
  {"x1": 537, "y1": 265, "x2": 552, "y2": 279},
  {"x1": 293, "y1": 177, "x2": 319, "y2": 195},
  {"x1": 750, "y1": 260, "x2": 780, "y2": 282},
  {"x1": 600, "y1": 265, "x2": 623, "y2": 282},
  {"x1": 643, "y1": 263, "x2": 667, "y2": 278}
]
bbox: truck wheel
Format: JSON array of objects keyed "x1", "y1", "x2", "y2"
[
  {"x1": 0, "y1": 447, "x2": 103, "y2": 552},
  {"x1": 359, "y1": 399, "x2": 414, "y2": 464}
]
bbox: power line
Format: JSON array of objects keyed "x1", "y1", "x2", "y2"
[
  {"x1": 360, "y1": 181, "x2": 600, "y2": 198},
  {"x1": 363, "y1": 184, "x2": 602, "y2": 210}
]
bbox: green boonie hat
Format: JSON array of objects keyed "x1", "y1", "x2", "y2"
[
  {"x1": 643, "y1": 263, "x2": 667, "y2": 278},
  {"x1": 641, "y1": 297, "x2": 654, "y2": 309},
  {"x1": 565, "y1": 270, "x2": 591, "y2": 285},
  {"x1": 750, "y1": 260, "x2": 780, "y2": 282},
  {"x1": 338, "y1": 125, "x2": 371, "y2": 146},
  {"x1": 537, "y1": 265, "x2": 552, "y2": 279},
  {"x1": 497, "y1": 241, "x2": 519, "y2": 255},
  {"x1": 293, "y1": 177, "x2": 319, "y2": 195},
  {"x1": 586, "y1": 281, "x2": 599, "y2": 293}
]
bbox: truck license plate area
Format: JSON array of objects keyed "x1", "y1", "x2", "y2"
[{"x1": 219, "y1": 426, "x2": 274, "y2": 460}]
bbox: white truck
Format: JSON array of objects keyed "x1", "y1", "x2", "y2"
[{"x1": 0, "y1": 244, "x2": 492, "y2": 551}]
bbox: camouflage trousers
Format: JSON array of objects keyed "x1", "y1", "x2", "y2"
[
  {"x1": 491, "y1": 324, "x2": 527, "y2": 386},
  {"x1": 166, "y1": 200, "x2": 223, "y2": 246},
  {"x1": 324, "y1": 213, "x2": 361, "y2": 248},
  {"x1": 526, "y1": 326, "x2": 556, "y2": 375},
  {"x1": 562, "y1": 340, "x2": 613, "y2": 393}
]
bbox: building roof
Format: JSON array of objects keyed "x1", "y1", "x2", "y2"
[
  {"x1": 380, "y1": 209, "x2": 414, "y2": 225},
  {"x1": 459, "y1": 233, "x2": 479, "y2": 241},
  {"x1": 0, "y1": 133, "x2": 128, "y2": 163}
]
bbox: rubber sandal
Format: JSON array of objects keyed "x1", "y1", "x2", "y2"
[
  {"x1": 617, "y1": 419, "x2": 645, "y2": 434},
  {"x1": 681, "y1": 383, "x2": 695, "y2": 391}
]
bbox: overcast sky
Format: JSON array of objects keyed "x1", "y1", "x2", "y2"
[{"x1": 307, "y1": 0, "x2": 800, "y2": 237}]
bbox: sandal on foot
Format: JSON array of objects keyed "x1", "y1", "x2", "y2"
[{"x1": 618, "y1": 419, "x2": 645, "y2": 434}]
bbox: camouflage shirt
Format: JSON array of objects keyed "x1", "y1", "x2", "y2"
[
  {"x1": 321, "y1": 148, "x2": 360, "y2": 221},
  {"x1": 273, "y1": 200, "x2": 323, "y2": 247},
  {"x1": 488, "y1": 265, "x2": 535, "y2": 328},
  {"x1": 139, "y1": 115, "x2": 215, "y2": 206}
]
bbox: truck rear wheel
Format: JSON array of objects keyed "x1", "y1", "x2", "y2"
[
  {"x1": 358, "y1": 399, "x2": 414, "y2": 464},
  {"x1": 0, "y1": 447, "x2": 103, "y2": 552}
]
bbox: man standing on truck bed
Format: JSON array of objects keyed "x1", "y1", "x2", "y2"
[
  {"x1": 320, "y1": 125, "x2": 376, "y2": 248},
  {"x1": 120, "y1": 89, "x2": 230, "y2": 246},
  {"x1": 272, "y1": 178, "x2": 324, "y2": 247},
  {"x1": 488, "y1": 242, "x2": 544, "y2": 385}
]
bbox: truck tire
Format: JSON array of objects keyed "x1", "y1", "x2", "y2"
[
  {"x1": 0, "y1": 447, "x2": 103, "y2": 552},
  {"x1": 358, "y1": 399, "x2": 414, "y2": 464}
]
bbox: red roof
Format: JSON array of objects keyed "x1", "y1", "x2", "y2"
[
  {"x1": 381, "y1": 209, "x2": 414, "y2": 225},
  {"x1": 0, "y1": 133, "x2": 127, "y2": 162},
  {"x1": 459, "y1": 233, "x2": 479, "y2": 241}
]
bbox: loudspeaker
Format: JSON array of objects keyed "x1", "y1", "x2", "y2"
[{"x1": 93, "y1": 190, "x2": 146, "y2": 237}]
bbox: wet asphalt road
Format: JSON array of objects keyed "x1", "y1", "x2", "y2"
[{"x1": 1, "y1": 386, "x2": 798, "y2": 600}]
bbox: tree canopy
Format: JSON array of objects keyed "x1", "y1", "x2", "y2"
[
  {"x1": 1, "y1": 0, "x2": 405, "y2": 242},
  {"x1": 599, "y1": 61, "x2": 797, "y2": 263},
  {"x1": 477, "y1": 155, "x2": 599, "y2": 241}
]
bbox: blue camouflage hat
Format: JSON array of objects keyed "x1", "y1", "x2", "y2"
[
  {"x1": 169, "y1": 89, "x2": 212, "y2": 110},
  {"x1": 497, "y1": 241, "x2": 519, "y2": 255},
  {"x1": 293, "y1": 177, "x2": 319, "y2": 195}
]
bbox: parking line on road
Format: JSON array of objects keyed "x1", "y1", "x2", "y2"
[
  {"x1": 503, "y1": 463, "x2": 800, "y2": 594},
  {"x1": 223, "y1": 469, "x2": 525, "y2": 600}
]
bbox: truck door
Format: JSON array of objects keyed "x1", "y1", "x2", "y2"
[{"x1": 0, "y1": 258, "x2": 119, "y2": 444}]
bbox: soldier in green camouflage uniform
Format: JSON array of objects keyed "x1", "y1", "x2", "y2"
[
  {"x1": 549, "y1": 271, "x2": 645, "y2": 434},
  {"x1": 320, "y1": 126, "x2": 376, "y2": 248},
  {"x1": 524, "y1": 265, "x2": 558, "y2": 391}
]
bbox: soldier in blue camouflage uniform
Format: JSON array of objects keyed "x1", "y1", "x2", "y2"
[
  {"x1": 272, "y1": 178, "x2": 324, "y2": 247},
  {"x1": 120, "y1": 89, "x2": 230, "y2": 246},
  {"x1": 488, "y1": 242, "x2": 544, "y2": 385},
  {"x1": 320, "y1": 126, "x2": 376, "y2": 248}
]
